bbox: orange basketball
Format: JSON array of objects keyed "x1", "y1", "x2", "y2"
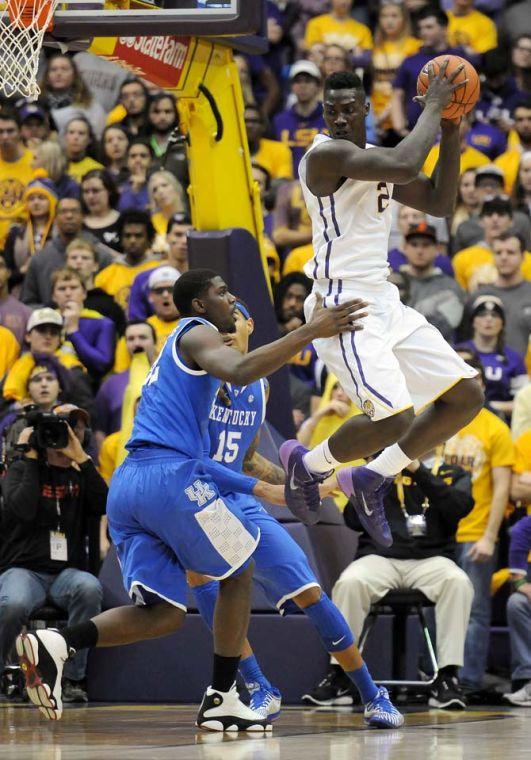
[{"x1": 416, "y1": 54, "x2": 480, "y2": 121}]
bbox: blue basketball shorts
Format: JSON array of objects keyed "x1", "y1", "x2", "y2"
[
  {"x1": 226, "y1": 492, "x2": 320, "y2": 614},
  {"x1": 107, "y1": 449, "x2": 261, "y2": 610}
]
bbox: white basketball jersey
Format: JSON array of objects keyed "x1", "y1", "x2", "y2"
[{"x1": 299, "y1": 133, "x2": 393, "y2": 287}]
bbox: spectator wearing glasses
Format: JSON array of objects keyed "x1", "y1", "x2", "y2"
[
  {"x1": 129, "y1": 215, "x2": 191, "y2": 322},
  {"x1": 107, "y1": 77, "x2": 150, "y2": 138},
  {"x1": 145, "y1": 266, "x2": 180, "y2": 354}
]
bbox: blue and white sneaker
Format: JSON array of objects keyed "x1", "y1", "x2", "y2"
[
  {"x1": 364, "y1": 687, "x2": 404, "y2": 729},
  {"x1": 279, "y1": 440, "x2": 331, "y2": 525},
  {"x1": 247, "y1": 681, "x2": 282, "y2": 721},
  {"x1": 337, "y1": 466, "x2": 393, "y2": 547}
]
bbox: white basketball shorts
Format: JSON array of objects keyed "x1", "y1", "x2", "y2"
[{"x1": 305, "y1": 279, "x2": 477, "y2": 422}]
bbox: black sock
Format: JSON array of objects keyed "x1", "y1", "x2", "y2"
[
  {"x1": 61, "y1": 620, "x2": 99, "y2": 652},
  {"x1": 212, "y1": 654, "x2": 240, "y2": 693},
  {"x1": 438, "y1": 665, "x2": 458, "y2": 679}
]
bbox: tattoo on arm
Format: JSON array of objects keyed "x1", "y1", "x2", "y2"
[{"x1": 243, "y1": 451, "x2": 286, "y2": 485}]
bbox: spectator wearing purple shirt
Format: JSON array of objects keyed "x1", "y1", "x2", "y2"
[
  {"x1": 458, "y1": 296, "x2": 529, "y2": 420},
  {"x1": 93, "y1": 320, "x2": 156, "y2": 443},
  {"x1": 475, "y1": 49, "x2": 525, "y2": 140},
  {"x1": 273, "y1": 60, "x2": 327, "y2": 175},
  {"x1": 0, "y1": 257, "x2": 32, "y2": 346},
  {"x1": 129, "y1": 215, "x2": 191, "y2": 321},
  {"x1": 117, "y1": 138, "x2": 153, "y2": 213},
  {"x1": 51, "y1": 268, "x2": 116, "y2": 379},
  {"x1": 391, "y1": 8, "x2": 467, "y2": 135},
  {"x1": 502, "y1": 516, "x2": 531, "y2": 707}
]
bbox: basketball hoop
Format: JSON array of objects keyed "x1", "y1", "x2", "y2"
[{"x1": 0, "y1": 0, "x2": 59, "y2": 99}]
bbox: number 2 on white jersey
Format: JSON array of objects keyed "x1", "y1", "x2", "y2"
[{"x1": 213, "y1": 431, "x2": 242, "y2": 464}]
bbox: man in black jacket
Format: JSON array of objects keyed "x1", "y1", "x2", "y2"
[
  {"x1": 304, "y1": 452, "x2": 474, "y2": 710},
  {"x1": 0, "y1": 405, "x2": 106, "y2": 703}
]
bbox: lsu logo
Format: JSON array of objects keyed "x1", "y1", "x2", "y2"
[
  {"x1": 185, "y1": 479, "x2": 215, "y2": 507},
  {"x1": 363, "y1": 399, "x2": 375, "y2": 418}
]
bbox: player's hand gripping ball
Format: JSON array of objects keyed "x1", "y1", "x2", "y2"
[{"x1": 416, "y1": 54, "x2": 480, "y2": 121}]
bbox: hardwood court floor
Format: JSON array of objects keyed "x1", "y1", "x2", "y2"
[{"x1": 0, "y1": 702, "x2": 528, "y2": 760}]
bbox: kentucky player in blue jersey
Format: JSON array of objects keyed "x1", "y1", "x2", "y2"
[
  {"x1": 16, "y1": 269, "x2": 367, "y2": 732},
  {"x1": 187, "y1": 302, "x2": 404, "y2": 728}
]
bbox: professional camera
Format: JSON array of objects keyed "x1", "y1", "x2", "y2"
[{"x1": 25, "y1": 410, "x2": 70, "y2": 450}]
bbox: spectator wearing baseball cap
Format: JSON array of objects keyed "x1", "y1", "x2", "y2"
[
  {"x1": 2, "y1": 307, "x2": 93, "y2": 416},
  {"x1": 146, "y1": 266, "x2": 180, "y2": 355},
  {"x1": 401, "y1": 223, "x2": 465, "y2": 342},
  {"x1": 454, "y1": 166, "x2": 531, "y2": 252},
  {"x1": 18, "y1": 103, "x2": 52, "y2": 151},
  {"x1": 453, "y1": 197, "x2": 516, "y2": 292},
  {"x1": 457, "y1": 296, "x2": 529, "y2": 420},
  {"x1": 273, "y1": 60, "x2": 326, "y2": 173}
]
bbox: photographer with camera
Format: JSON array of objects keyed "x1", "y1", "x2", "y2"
[
  {"x1": 0, "y1": 404, "x2": 107, "y2": 703},
  {"x1": 304, "y1": 449, "x2": 474, "y2": 711}
]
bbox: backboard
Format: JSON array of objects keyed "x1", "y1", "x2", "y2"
[{"x1": 50, "y1": 0, "x2": 264, "y2": 41}]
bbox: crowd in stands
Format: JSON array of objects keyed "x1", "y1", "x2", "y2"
[{"x1": 0, "y1": 0, "x2": 529, "y2": 708}]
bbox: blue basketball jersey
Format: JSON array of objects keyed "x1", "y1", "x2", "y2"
[
  {"x1": 128, "y1": 317, "x2": 221, "y2": 459},
  {"x1": 208, "y1": 379, "x2": 267, "y2": 472}
]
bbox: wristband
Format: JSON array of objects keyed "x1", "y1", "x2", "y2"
[{"x1": 512, "y1": 577, "x2": 527, "y2": 592}]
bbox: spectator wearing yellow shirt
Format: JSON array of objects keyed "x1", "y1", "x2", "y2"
[
  {"x1": 94, "y1": 210, "x2": 159, "y2": 311},
  {"x1": 64, "y1": 117, "x2": 104, "y2": 184},
  {"x1": 147, "y1": 169, "x2": 187, "y2": 251},
  {"x1": 512, "y1": 384, "x2": 531, "y2": 440},
  {"x1": 244, "y1": 104, "x2": 293, "y2": 181},
  {"x1": 0, "y1": 108, "x2": 34, "y2": 246},
  {"x1": 511, "y1": 429, "x2": 531, "y2": 509},
  {"x1": 371, "y1": 2, "x2": 421, "y2": 141},
  {"x1": 272, "y1": 180, "x2": 313, "y2": 255},
  {"x1": 495, "y1": 99, "x2": 531, "y2": 193},
  {"x1": 423, "y1": 116, "x2": 489, "y2": 178},
  {"x1": 283, "y1": 243, "x2": 314, "y2": 277},
  {"x1": 453, "y1": 197, "x2": 522, "y2": 292},
  {"x1": 454, "y1": 166, "x2": 531, "y2": 253},
  {"x1": 0, "y1": 325, "x2": 20, "y2": 382},
  {"x1": 304, "y1": 0, "x2": 373, "y2": 55},
  {"x1": 447, "y1": 0, "x2": 497, "y2": 55},
  {"x1": 2, "y1": 308, "x2": 94, "y2": 416},
  {"x1": 250, "y1": 162, "x2": 281, "y2": 286},
  {"x1": 444, "y1": 358, "x2": 514, "y2": 690},
  {"x1": 145, "y1": 266, "x2": 180, "y2": 355}
]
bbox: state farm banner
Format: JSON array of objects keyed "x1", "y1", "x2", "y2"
[{"x1": 92, "y1": 35, "x2": 194, "y2": 89}]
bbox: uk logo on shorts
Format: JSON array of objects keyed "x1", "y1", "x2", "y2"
[
  {"x1": 185, "y1": 480, "x2": 216, "y2": 507},
  {"x1": 362, "y1": 399, "x2": 375, "y2": 418}
]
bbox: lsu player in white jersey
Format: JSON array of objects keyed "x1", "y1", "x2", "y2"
[{"x1": 279, "y1": 64, "x2": 484, "y2": 548}]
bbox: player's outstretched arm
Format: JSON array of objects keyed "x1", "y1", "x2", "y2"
[
  {"x1": 393, "y1": 119, "x2": 461, "y2": 216},
  {"x1": 182, "y1": 294, "x2": 367, "y2": 386},
  {"x1": 308, "y1": 60, "x2": 465, "y2": 191}
]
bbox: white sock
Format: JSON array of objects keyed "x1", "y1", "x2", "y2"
[
  {"x1": 303, "y1": 439, "x2": 341, "y2": 474},
  {"x1": 366, "y1": 443, "x2": 412, "y2": 478}
]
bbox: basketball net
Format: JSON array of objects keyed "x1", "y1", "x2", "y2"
[{"x1": 0, "y1": 0, "x2": 59, "y2": 99}]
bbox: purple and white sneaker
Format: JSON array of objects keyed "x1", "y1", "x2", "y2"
[
  {"x1": 337, "y1": 465, "x2": 393, "y2": 547},
  {"x1": 279, "y1": 440, "x2": 332, "y2": 525}
]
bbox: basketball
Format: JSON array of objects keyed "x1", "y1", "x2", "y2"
[{"x1": 416, "y1": 54, "x2": 480, "y2": 121}]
